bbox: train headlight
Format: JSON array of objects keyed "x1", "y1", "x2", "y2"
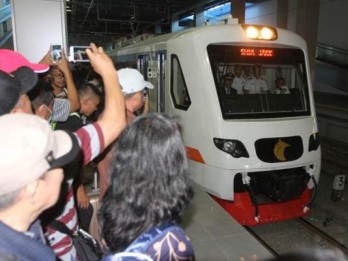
[
  {"x1": 308, "y1": 132, "x2": 320, "y2": 151},
  {"x1": 213, "y1": 138, "x2": 249, "y2": 158},
  {"x1": 242, "y1": 24, "x2": 277, "y2": 40},
  {"x1": 260, "y1": 27, "x2": 274, "y2": 40},
  {"x1": 245, "y1": 26, "x2": 259, "y2": 39}
]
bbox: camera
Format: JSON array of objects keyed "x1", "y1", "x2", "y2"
[
  {"x1": 143, "y1": 88, "x2": 149, "y2": 101},
  {"x1": 69, "y1": 46, "x2": 90, "y2": 63},
  {"x1": 51, "y1": 44, "x2": 62, "y2": 62}
]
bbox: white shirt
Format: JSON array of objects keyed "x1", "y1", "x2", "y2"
[
  {"x1": 274, "y1": 85, "x2": 290, "y2": 94},
  {"x1": 244, "y1": 77, "x2": 268, "y2": 94},
  {"x1": 232, "y1": 77, "x2": 245, "y2": 94}
]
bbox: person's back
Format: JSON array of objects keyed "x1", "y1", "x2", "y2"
[
  {"x1": 99, "y1": 113, "x2": 195, "y2": 261},
  {"x1": 44, "y1": 82, "x2": 102, "y2": 259},
  {"x1": 97, "y1": 67, "x2": 154, "y2": 199}
]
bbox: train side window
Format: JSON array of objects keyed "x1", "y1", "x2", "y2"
[{"x1": 170, "y1": 54, "x2": 191, "y2": 110}]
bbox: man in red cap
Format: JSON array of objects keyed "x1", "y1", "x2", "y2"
[{"x1": 0, "y1": 48, "x2": 78, "y2": 122}]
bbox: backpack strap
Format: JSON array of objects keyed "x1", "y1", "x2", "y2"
[{"x1": 47, "y1": 220, "x2": 74, "y2": 236}]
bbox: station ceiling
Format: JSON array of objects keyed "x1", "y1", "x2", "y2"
[{"x1": 67, "y1": 0, "x2": 265, "y2": 46}]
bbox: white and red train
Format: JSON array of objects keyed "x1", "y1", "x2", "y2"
[{"x1": 107, "y1": 21, "x2": 321, "y2": 225}]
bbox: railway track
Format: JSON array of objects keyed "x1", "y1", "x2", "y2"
[
  {"x1": 246, "y1": 215, "x2": 348, "y2": 258},
  {"x1": 296, "y1": 218, "x2": 348, "y2": 256},
  {"x1": 321, "y1": 138, "x2": 348, "y2": 173},
  {"x1": 244, "y1": 139, "x2": 348, "y2": 257}
]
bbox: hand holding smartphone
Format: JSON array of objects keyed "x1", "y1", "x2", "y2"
[
  {"x1": 69, "y1": 46, "x2": 91, "y2": 62},
  {"x1": 51, "y1": 44, "x2": 62, "y2": 63}
]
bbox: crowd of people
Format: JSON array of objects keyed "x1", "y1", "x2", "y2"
[{"x1": 0, "y1": 45, "x2": 194, "y2": 261}]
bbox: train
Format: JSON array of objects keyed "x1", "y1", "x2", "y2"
[{"x1": 107, "y1": 20, "x2": 321, "y2": 225}]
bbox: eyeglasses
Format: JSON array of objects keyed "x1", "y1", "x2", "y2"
[{"x1": 51, "y1": 74, "x2": 64, "y2": 79}]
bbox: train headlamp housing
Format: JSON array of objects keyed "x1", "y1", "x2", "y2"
[
  {"x1": 308, "y1": 132, "x2": 320, "y2": 151},
  {"x1": 213, "y1": 138, "x2": 249, "y2": 158},
  {"x1": 242, "y1": 24, "x2": 277, "y2": 40}
]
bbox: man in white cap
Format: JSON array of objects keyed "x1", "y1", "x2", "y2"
[
  {"x1": 97, "y1": 67, "x2": 154, "y2": 198},
  {"x1": 118, "y1": 67, "x2": 154, "y2": 122},
  {"x1": 0, "y1": 113, "x2": 79, "y2": 260}
]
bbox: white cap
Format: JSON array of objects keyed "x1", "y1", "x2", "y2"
[
  {"x1": 0, "y1": 113, "x2": 79, "y2": 196},
  {"x1": 118, "y1": 68, "x2": 154, "y2": 94}
]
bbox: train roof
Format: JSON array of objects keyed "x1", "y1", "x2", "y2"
[{"x1": 108, "y1": 23, "x2": 307, "y2": 56}]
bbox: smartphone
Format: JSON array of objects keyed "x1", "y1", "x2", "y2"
[
  {"x1": 51, "y1": 44, "x2": 62, "y2": 62},
  {"x1": 69, "y1": 46, "x2": 90, "y2": 62}
]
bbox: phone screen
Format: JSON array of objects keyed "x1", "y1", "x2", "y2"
[
  {"x1": 52, "y1": 44, "x2": 62, "y2": 62},
  {"x1": 73, "y1": 46, "x2": 90, "y2": 62}
]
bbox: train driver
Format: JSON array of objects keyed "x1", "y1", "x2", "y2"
[
  {"x1": 274, "y1": 77, "x2": 290, "y2": 94},
  {"x1": 244, "y1": 65, "x2": 269, "y2": 94},
  {"x1": 232, "y1": 64, "x2": 245, "y2": 94},
  {"x1": 222, "y1": 73, "x2": 237, "y2": 96}
]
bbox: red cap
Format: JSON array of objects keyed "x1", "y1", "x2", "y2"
[{"x1": 0, "y1": 49, "x2": 49, "y2": 73}]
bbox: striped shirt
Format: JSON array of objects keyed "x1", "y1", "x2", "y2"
[{"x1": 45, "y1": 122, "x2": 105, "y2": 261}]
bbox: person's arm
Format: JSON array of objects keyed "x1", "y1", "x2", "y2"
[
  {"x1": 57, "y1": 49, "x2": 80, "y2": 112},
  {"x1": 38, "y1": 47, "x2": 52, "y2": 65},
  {"x1": 86, "y1": 43, "x2": 126, "y2": 148},
  {"x1": 76, "y1": 184, "x2": 90, "y2": 209}
]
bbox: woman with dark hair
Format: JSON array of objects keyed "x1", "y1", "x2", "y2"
[{"x1": 99, "y1": 113, "x2": 195, "y2": 260}]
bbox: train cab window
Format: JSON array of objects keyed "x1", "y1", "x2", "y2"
[
  {"x1": 207, "y1": 45, "x2": 311, "y2": 119},
  {"x1": 170, "y1": 54, "x2": 191, "y2": 110}
]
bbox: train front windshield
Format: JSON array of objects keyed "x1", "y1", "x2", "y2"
[{"x1": 207, "y1": 45, "x2": 311, "y2": 119}]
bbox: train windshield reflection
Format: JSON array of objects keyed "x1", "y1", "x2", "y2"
[{"x1": 207, "y1": 45, "x2": 311, "y2": 119}]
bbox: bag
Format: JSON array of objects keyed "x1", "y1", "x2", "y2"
[
  {"x1": 72, "y1": 228, "x2": 104, "y2": 261},
  {"x1": 49, "y1": 220, "x2": 103, "y2": 261}
]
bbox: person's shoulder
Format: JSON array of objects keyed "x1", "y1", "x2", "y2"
[
  {"x1": 145, "y1": 224, "x2": 194, "y2": 259},
  {"x1": 245, "y1": 77, "x2": 253, "y2": 84},
  {"x1": 74, "y1": 122, "x2": 105, "y2": 165},
  {"x1": 55, "y1": 113, "x2": 83, "y2": 132}
]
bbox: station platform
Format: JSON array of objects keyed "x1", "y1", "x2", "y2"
[{"x1": 181, "y1": 184, "x2": 274, "y2": 260}]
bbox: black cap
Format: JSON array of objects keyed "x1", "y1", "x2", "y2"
[
  {"x1": 224, "y1": 73, "x2": 234, "y2": 80},
  {"x1": 0, "y1": 66, "x2": 38, "y2": 115}
]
